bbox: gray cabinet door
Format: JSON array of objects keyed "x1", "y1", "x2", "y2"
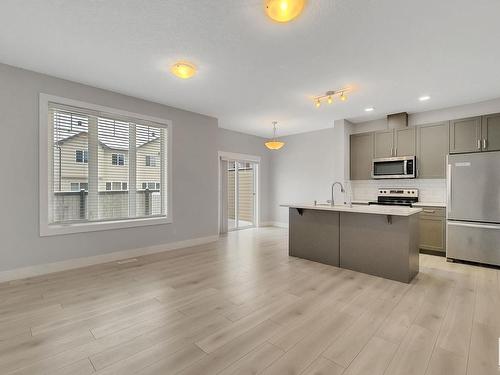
[
  {"x1": 449, "y1": 116, "x2": 481, "y2": 153},
  {"x1": 419, "y1": 216, "x2": 445, "y2": 253},
  {"x1": 289, "y1": 209, "x2": 340, "y2": 266},
  {"x1": 416, "y1": 122, "x2": 449, "y2": 178},
  {"x1": 374, "y1": 130, "x2": 394, "y2": 158},
  {"x1": 395, "y1": 128, "x2": 416, "y2": 156},
  {"x1": 350, "y1": 132, "x2": 374, "y2": 180},
  {"x1": 481, "y1": 113, "x2": 500, "y2": 151},
  {"x1": 419, "y1": 207, "x2": 446, "y2": 253}
]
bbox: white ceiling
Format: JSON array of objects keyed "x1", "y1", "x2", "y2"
[{"x1": 1, "y1": 0, "x2": 500, "y2": 137}]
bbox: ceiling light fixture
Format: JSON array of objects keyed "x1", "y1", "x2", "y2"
[
  {"x1": 265, "y1": 121, "x2": 285, "y2": 150},
  {"x1": 365, "y1": 107, "x2": 374, "y2": 112},
  {"x1": 419, "y1": 95, "x2": 430, "y2": 101},
  {"x1": 171, "y1": 62, "x2": 197, "y2": 79},
  {"x1": 265, "y1": 0, "x2": 306, "y2": 23},
  {"x1": 313, "y1": 89, "x2": 349, "y2": 108}
]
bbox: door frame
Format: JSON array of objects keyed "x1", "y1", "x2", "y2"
[{"x1": 218, "y1": 151, "x2": 261, "y2": 234}]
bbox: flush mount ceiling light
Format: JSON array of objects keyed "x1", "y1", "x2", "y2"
[
  {"x1": 170, "y1": 62, "x2": 197, "y2": 79},
  {"x1": 365, "y1": 107, "x2": 375, "y2": 112},
  {"x1": 265, "y1": 121, "x2": 285, "y2": 150},
  {"x1": 419, "y1": 95, "x2": 431, "y2": 101},
  {"x1": 313, "y1": 89, "x2": 349, "y2": 108},
  {"x1": 265, "y1": 0, "x2": 306, "y2": 23}
]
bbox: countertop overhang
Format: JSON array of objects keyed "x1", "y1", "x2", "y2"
[{"x1": 281, "y1": 203, "x2": 422, "y2": 217}]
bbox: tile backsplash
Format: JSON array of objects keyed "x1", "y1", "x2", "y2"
[{"x1": 348, "y1": 179, "x2": 446, "y2": 203}]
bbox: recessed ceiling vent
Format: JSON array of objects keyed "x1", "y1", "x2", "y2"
[{"x1": 387, "y1": 112, "x2": 408, "y2": 129}]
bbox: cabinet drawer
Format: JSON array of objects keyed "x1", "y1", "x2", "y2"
[{"x1": 418, "y1": 207, "x2": 445, "y2": 218}]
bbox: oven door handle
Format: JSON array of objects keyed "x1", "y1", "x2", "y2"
[{"x1": 404, "y1": 160, "x2": 408, "y2": 175}]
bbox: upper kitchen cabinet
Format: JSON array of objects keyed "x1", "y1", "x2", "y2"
[
  {"x1": 374, "y1": 130, "x2": 394, "y2": 158},
  {"x1": 374, "y1": 128, "x2": 415, "y2": 158},
  {"x1": 395, "y1": 127, "x2": 416, "y2": 156},
  {"x1": 481, "y1": 113, "x2": 500, "y2": 151},
  {"x1": 449, "y1": 116, "x2": 481, "y2": 153},
  {"x1": 350, "y1": 132, "x2": 374, "y2": 180},
  {"x1": 416, "y1": 121, "x2": 449, "y2": 178}
]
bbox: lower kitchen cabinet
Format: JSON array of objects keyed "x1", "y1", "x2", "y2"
[
  {"x1": 419, "y1": 207, "x2": 446, "y2": 254},
  {"x1": 289, "y1": 208, "x2": 340, "y2": 266}
]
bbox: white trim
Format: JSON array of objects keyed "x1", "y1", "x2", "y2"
[
  {"x1": 261, "y1": 221, "x2": 289, "y2": 228},
  {"x1": 39, "y1": 93, "x2": 174, "y2": 236},
  {"x1": 218, "y1": 151, "x2": 261, "y2": 163},
  {"x1": 217, "y1": 152, "x2": 261, "y2": 234},
  {"x1": 0, "y1": 235, "x2": 219, "y2": 283}
]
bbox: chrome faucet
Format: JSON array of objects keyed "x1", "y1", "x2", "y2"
[{"x1": 329, "y1": 182, "x2": 345, "y2": 206}]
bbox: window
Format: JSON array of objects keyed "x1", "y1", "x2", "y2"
[
  {"x1": 40, "y1": 94, "x2": 171, "y2": 236},
  {"x1": 145, "y1": 155, "x2": 157, "y2": 167},
  {"x1": 70, "y1": 182, "x2": 88, "y2": 192},
  {"x1": 75, "y1": 150, "x2": 88, "y2": 163},
  {"x1": 141, "y1": 182, "x2": 159, "y2": 190},
  {"x1": 112, "y1": 153, "x2": 125, "y2": 166}
]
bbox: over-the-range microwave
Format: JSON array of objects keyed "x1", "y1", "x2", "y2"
[{"x1": 372, "y1": 155, "x2": 416, "y2": 179}]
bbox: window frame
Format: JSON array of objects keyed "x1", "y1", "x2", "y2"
[
  {"x1": 111, "y1": 153, "x2": 125, "y2": 166},
  {"x1": 39, "y1": 93, "x2": 173, "y2": 236},
  {"x1": 145, "y1": 155, "x2": 157, "y2": 167},
  {"x1": 75, "y1": 149, "x2": 88, "y2": 163}
]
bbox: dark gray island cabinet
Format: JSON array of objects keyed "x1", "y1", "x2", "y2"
[{"x1": 285, "y1": 204, "x2": 422, "y2": 283}]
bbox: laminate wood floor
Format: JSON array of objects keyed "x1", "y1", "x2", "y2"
[{"x1": 0, "y1": 227, "x2": 499, "y2": 375}]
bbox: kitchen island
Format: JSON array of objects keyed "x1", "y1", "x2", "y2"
[{"x1": 281, "y1": 204, "x2": 422, "y2": 283}]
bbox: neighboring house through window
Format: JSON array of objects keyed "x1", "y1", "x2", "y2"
[
  {"x1": 112, "y1": 153, "x2": 125, "y2": 166},
  {"x1": 145, "y1": 155, "x2": 157, "y2": 167},
  {"x1": 75, "y1": 150, "x2": 88, "y2": 163},
  {"x1": 70, "y1": 182, "x2": 88, "y2": 191},
  {"x1": 40, "y1": 94, "x2": 171, "y2": 236}
]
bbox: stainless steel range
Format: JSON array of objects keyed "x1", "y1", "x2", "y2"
[{"x1": 368, "y1": 188, "x2": 419, "y2": 207}]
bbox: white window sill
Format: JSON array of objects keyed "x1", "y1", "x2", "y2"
[{"x1": 40, "y1": 215, "x2": 172, "y2": 236}]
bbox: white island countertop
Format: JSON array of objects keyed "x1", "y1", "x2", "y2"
[{"x1": 281, "y1": 203, "x2": 422, "y2": 217}]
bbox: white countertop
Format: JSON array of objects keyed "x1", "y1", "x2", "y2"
[
  {"x1": 281, "y1": 203, "x2": 422, "y2": 217},
  {"x1": 412, "y1": 202, "x2": 446, "y2": 208},
  {"x1": 351, "y1": 200, "x2": 446, "y2": 208}
]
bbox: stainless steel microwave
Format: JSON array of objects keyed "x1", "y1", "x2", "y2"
[{"x1": 372, "y1": 156, "x2": 416, "y2": 179}]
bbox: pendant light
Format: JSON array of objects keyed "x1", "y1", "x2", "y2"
[{"x1": 265, "y1": 121, "x2": 285, "y2": 150}]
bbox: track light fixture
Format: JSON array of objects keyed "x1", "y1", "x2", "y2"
[{"x1": 313, "y1": 89, "x2": 349, "y2": 108}]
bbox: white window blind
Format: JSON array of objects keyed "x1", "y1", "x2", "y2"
[{"x1": 48, "y1": 102, "x2": 168, "y2": 226}]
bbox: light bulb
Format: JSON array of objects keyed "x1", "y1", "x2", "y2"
[
  {"x1": 265, "y1": 0, "x2": 306, "y2": 23},
  {"x1": 315, "y1": 99, "x2": 321, "y2": 108},
  {"x1": 171, "y1": 62, "x2": 197, "y2": 79},
  {"x1": 327, "y1": 95, "x2": 333, "y2": 104},
  {"x1": 340, "y1": 92, "x2": 347, "y2": 101}
]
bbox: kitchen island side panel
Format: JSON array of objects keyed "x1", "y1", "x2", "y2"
[
  {"x1": 339, "y1": 212, "x2": 419, "y2": 283},
  {"x1": 289, "y1": 208, "x2": 340, "y2": 266}
]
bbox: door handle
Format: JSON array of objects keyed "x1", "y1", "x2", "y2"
[
  {"x1": 447, "y1": 164, "x2": 452, "y2": 214},
  {"x1": 483, "y1": 139, "x2": 487, "y2": 149},
  {"x1": 423, "y1": 209, "x2": 436, "y2": 214},
  {"x1": 394, "y1": 147, "x2": 397, "y2": 156},
  {"x1": 477, "y1": 139, "x2": 481, "y2": 150}
]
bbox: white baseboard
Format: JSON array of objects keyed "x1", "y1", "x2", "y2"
[
  {"x1": 0, "y1": 234, "x2": 219, "y2": 283},
  {"x1": 261, "y1": 221, "x2": 289, "y2": 229}
]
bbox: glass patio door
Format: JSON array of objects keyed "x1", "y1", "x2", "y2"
[{"x1": 227, "y1": 160, "x2": 256, "y2": 230}]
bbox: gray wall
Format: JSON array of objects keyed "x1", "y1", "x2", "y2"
[
  {"x1": 269, "y1": 120, "x2": 351, "y2": 224},
  {"x1": 217, "y1": 128, "x2": 271, "y2": 223},
  {"x1": 0, "y1": 63, "x2": 219, "y2": 272}
]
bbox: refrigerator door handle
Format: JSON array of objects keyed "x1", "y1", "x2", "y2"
[
  {"x1": 477, "y1": 139, "x2": 481, "y2": 150},
  {"x1": 483, "y1": 138, "x2": 487, "y2": 150},
  {"x1": 447, "y1": 164, "x2": 452, "y2": 214}
]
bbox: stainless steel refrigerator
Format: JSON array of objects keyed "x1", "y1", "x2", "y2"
[{"x1": 446, "y1": 151, "x2": 500, "y2": 266}]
